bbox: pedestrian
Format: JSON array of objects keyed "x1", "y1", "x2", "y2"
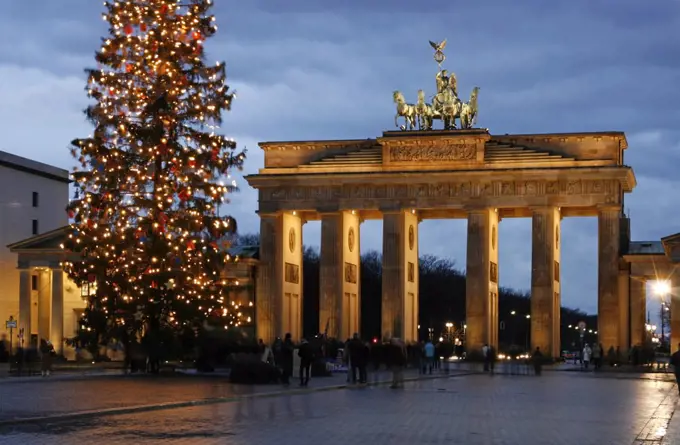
[
  {"x1": 280, "y1": 333, "x2": 294, "y2": 386},
  {"x1": 424, "y1": 339, "x2": 435, "y2": 374},
  {"x1": 389, "y1": 338, "x2": 406, "y2": 389},
  {"x1": 488, "y1": 345, "x2": 497, "y2": 375},
  {"x1": 343, "y1": 338, "x2": 352, "y2": 382},
  {"x1": 298, "y1": 338, "x2": 313, "y2": 387},
  {"x1": 592, "y1": 343, "x2": 601, "y2": 370},
  {"x1": 532, "y1": 347, "x2": 543, "y2": 376},
  {"x1": 582, "y1": 343, "x2": 592, "y2": 370},
  {"x1": 482, "y1": 343, "x2": 490, "y2": 372},
  {"x1": 349, "y1": 333, "x2": 365, "y2": 384},
  {"x1": 39, "y1": 339, "x2": 53, "y2": 377},
  {"x1": 670, "y1": 343, "x2": 680, "y2": 395}
]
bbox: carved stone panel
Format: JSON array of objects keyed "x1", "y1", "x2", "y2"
[
  {"x1": 288, "y1": 228, "x2": 296, "y2": 253},
  {"x1": 408, "y1": 225, "x2": 415, "y2": 251},
  {"x1": 285, "y1": 263, "x2": 299, "y2": 284},
  {"x1": 408, "y1": 262, "x2": 415, "y2": 283},
  {"x1": 554, "y1": 261, "x2": 560, "y2": 283},
  {"x1": 344, "y1": 262, "x2": 357, "y2": 284},
  {"x1": 348, "y1": 227, "x2": 355, "y2": 253},
  {"x1": 490, "y1": 262, "x2": 498, "y2": 284},
  {"x1": 389, "y1": 143, "x2": 476, "y2": 162}
]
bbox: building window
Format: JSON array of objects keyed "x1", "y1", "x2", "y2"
[
  {"x1": 31, "y1": 275, "x2": 38, "y2": 291},
  {"x1": 32, "y1": 192, "x2": 39, "y2": 208},
  {"x1": 32, "y1": 219, "x2": 39, "y2": 235}
]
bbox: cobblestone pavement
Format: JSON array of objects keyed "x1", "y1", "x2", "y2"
[
  {"x1": 0, "y1": 368, "x2": 458, "y2": 421},
  {"x1": 0, "y1": 372, "x2": 677, "y2": 445}
]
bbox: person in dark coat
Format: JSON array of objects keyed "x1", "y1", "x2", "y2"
[
  {"x1": 298, "y1": 338, "x2": 314, "y2": 386},
  {"x1": 39, "y1": 339, "x2": 54, "y2": 377},
  {"x1": 670, "y1": 343, "x2": 680, "y2": 394},
  {"x1": 532, "y1": 347, "x2": 544, "y2": 376},
  {"x1": 280, "y1": 333, "x2": 294, "y2": 386},
  {"x1": 348, "y1": 333, "x2": 365, "y2": 384}
]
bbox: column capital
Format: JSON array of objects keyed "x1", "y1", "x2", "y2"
[
  {"x1": 464, "y1": 206, "x2": 496, "y2": 214},
  {"x1": 529, "y1": 205, "x2": 561, "y2": 213},
  {"x1": 257, "y1": 211, "x2": 281, "y2": 219},
  {"x1": 379, "y1": 207, "x2": 415, "y2": 215},
  {"x1": 317, "y1": 205, "x2": 341, "y2": 214},
  {"x1": 597, "y1": 204, "x2": 622, "y2": 214}
]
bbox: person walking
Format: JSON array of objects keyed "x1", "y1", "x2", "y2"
[
  {"x1": 582, "y1": 343, "x2": 592, "y2": 371},
  {"x1": 482, "y1": 343, "x2": 490, "y2": 372},
  {"x1": 532, "y1": 347, "x2": 544, "y2": 376},
  {"x1": 592, "y1": 343, "x2": 603, "y2": 370},
  {"x1": 670, "y1": 343, "x2": 680, "y2": 395},
  {"x1": 424, "y1": 340, "x2": 435, "y2": 374},
  {"x1": 298, "y1": 338, "x2": 313, "y2": 387},
  {"x1": 389, "y1": 338, "x2": 406, "y2": 389},
  {"x1": 488, "y1": 345, "x2": 497, "y2": 375},
  {"x1": 280, "y1": 333, "x2": 294, "y2": 386},
  {"x1": 348, "y1": 333, "x2": 364, "y2": 384},
  {"x1": 39, "y1": 339, "x2": 54, "y2": 377}
]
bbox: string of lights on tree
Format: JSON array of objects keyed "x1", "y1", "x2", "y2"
[{"x1": 61, "y1": 0, "x2": 248, "y2": 334}]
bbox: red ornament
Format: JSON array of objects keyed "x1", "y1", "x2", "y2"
[
  {"x1": 151, "y1": 281, "x2": 158, "y2": 289},
  {"x1": 140, "y1": 23, "x2": 148, "y2": 32},
  {"x1": 108, "y1": 88, "x2": 115, "y2": 96},
  {"x1": 126, "y1": 64, "x2": 134, "y2": 73},
  {"x1": 158, "y1": 212, "x2": 168, "y2": 225},
  {"x1": 192, "y1": 31, "x2": 202, "y2": 41},
  {"x1": 186, "y1": 240, "x2": 195, "y2": 250},
  {"x1": 194, "y1": 44, "x2": 202, "y2": 55},
  {"x1": 124, "y1": 24, "x2": 133, "y2": 35},
  {"x1": 160, "y1": 4, "x2": 169, "y2": 14},
  {"x1": 178, "y1": 189, "x2": 190, "y2": 201},
  {"x1": 67, "y1": 209, "x2": 75, "y2": 219},
  {"x1": 188, "y1": 159, "x2": 196, "y2": 168},
  {"x1": 211, "y1": 148, "x2": 219, "y2": 161}
]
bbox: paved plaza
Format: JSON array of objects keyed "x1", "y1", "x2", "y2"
[{"x1": 0, "y1": 372, "x2": 679, "y2": 444}]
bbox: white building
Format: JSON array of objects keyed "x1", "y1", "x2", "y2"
[{"x1": 0, "y1": 150, "x2": 84, "y2": 356}]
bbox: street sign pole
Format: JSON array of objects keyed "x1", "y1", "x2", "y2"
[{"x1": 5, "y1": 316, "x2": 17, "y2": 357}]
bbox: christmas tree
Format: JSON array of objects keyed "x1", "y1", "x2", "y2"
[{"x1": 62, "y1": 0, "x2": 247, "y2": 348}]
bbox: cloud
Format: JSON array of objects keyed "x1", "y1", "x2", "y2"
[{"x1": 2, "y1": 0, "x2": 680, "y2": 316}]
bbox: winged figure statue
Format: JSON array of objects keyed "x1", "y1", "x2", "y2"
[{"x1": 428, "y1": 39, "x2": 447, "y2": 52}]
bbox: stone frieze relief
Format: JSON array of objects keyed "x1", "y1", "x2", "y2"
[
  {"x1": 388, "y1": 142, "x2": 477, "y2": 162},
  {"x1": 260, "y1": 179, "x2": 621, "y2": 202}
]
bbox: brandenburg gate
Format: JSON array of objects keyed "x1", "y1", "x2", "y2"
[{"x1": 245, "y1": 40, "x2": 636, "y2": 357}]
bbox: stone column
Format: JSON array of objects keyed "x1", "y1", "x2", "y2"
[
  {"x1": 256, "y1": 213, "x2": 303, "y2": 343},
  {"x1": 50, "y1": 268, "x2": 64, "y2": 355},
  {"x1": 37, "y1": 269, "x2": 51, "y2": 343},
  {"x1": 597, "y1": 205, "x2": 621, "y2": 350},
  {"x1": 465, "y1": 208, "x2": 499, "y2": 353},
  {"x1": 530, "y1": 206, "x2": 561, "y2": 358},
  {"x1": 618, "y1": 264, "x2": 630, "y2": 352},
  {"x1": 671, "y1": 277, "x2": 680, "y2": 354},
  {"x1": 319, "y1": 211, "x2": 360, "y2": 340},
  {"x1": 18, "y1": 269, "x2": 31, "y2": 348},
  {"x1": 381, "y1": 210, "x2": 419, "y2": 342},
  {"x1": 629, "y1": 277, "x2": 646, "y2": 347}
]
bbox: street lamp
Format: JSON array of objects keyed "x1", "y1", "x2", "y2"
[{"x1": 653, "y1": 280, "x2": 671, "y2": 348}]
